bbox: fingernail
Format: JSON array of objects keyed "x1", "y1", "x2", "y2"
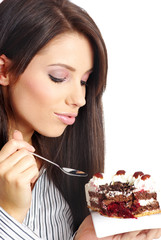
[
  {"x1": 30, "y1": 146, "x2": 35, "y2": 152},
  {"x1": 0, "y1": 58, "x2": 4, "y2": 64}
]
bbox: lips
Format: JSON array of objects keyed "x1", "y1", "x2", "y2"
[{"x1": 54, "y1": 112, "x2": 77, "y2": 125}]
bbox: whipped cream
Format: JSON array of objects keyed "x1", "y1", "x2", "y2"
[
  {"x1": 133, "y1": 176, "x2": 156, "y2": 192},
  {"x1": 112, "y1": 173, "x2": 129, "y2": 184},
  {"x1": 85, "y1": 170, "x2": 157, "y2": 207},
  {"x1": 86, "y1": 174, "x2": 109, "y2": 191},
  {"x1": 139, "y1": 198, "x2": 156, "y2": 206},
  {"x1": 85, "y1": 173, "x2": 108, "y2": 206}
]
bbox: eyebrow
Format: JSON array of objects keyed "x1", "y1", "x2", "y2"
[{"x1": 48, "y1": 63, "x2": 93, "y2": 73}]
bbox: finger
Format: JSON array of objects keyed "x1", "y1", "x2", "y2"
[
  {"x1": 135, "y1": 233, "x2": 146, "y2": 240},
  {"x1": 99, "y1": 236, "x2": 114, "y2": 240},
  {"x1": 1, "y1": 155, "x2": 38, "y2": 184},
  {"x1": 0, "y1": 139, "x2": 35, "y2": 162},
  {"x1": 13, "y1": 130, "x2": 23, "y2": 141},
  {"x1": 153, "y1": 228, "x2": 161, "y2": 239},
  {"x1": 5, "y1": 162, "x2": 39, "y2": 189},
  {"x1": 0, "y1": 149, "x2": 34, "y2": 173},
  {"x1": 101, "y1": 236, "x2": 114, "y2": 240},
  {"x1": 6, "y1": 154, "x2": 37, "y2": 176},
  {"x1": 146, "y1": 229, "x2": 161, "y2": 240},
  {"x1": 120, "y1": 230, "x2": 142, "y2": 240},
  {"x1": 113, "y1": 235, "x2": 121, "y2": 240},
  {"x1": 19, "y1": 164, "x2": 39, "y2": 185}
]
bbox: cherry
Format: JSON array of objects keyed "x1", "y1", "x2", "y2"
[
  {"x1": 94, "y1": 173, "x2": 103, "y2": 179},
  {"x1": 133, "y1": 171, "x2": 144, "y2": 178},
  {"x1": 116, "y1": 170, "x2": 126, "y2": 175},
  {"x1": 141, "y1": 174, "x2": 151, "y2": 180},
  {"x1": 101, "y1": 202, "x2": 137, "y2": 218}
]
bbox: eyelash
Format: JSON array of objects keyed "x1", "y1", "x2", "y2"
[
  {"x1": 49, "y1": 74, "x2": 65, "y2": 83},
  {"x1": 49, "y1": 74, "x2": 88, "y2": 87},
  {"x1": 81, "y1": 80, "x2": 88, "y2": 87}
]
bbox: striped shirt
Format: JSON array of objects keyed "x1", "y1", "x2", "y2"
[{"x1": 0, "y1": 168, "x2": 75, "y2": 240}]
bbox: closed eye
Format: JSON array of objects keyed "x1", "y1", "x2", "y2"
[
  {"x1": 81, "y1": 80, "x2": 88, "y2": 87},
  {"x1": 49, "y1": 74, "x2": 88, "y2": 86},
  {"x1": 49, "y1": 74, "x2": 66, "y2": 83}
]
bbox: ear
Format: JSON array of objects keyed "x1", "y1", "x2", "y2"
[{"x1": 0, "y1": 54, "x2": 11, "y2": 86}]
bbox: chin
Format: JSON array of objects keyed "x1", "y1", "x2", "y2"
[{"x1": 37, "y1": 126, "x2": 67, "y2": 138}]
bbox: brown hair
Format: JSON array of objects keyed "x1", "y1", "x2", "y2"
[{"x1": 0, "y1": 0, "x2": 108, "y2": 231}]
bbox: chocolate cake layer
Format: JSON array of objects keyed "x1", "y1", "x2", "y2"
[
  {"x1": 89, "y1": 191, "x2": 104, "y2": 198},
  {"x1": 102, "y1": 195, "x2": 133, "y2": 205},
  {"x1": 99, "y1": 182, "x2": 135, "y2": 194},
  {"x1": 85, "y1": 171, "x2": 161, "y2": 218},
  {"x1": 134, "y1": 191, "x2": 157, "y2": 200},
  {"x1": 90, "y1": 201, "x2": 100, "y2": 209},
  {"x1": 134, "y1": 201, "x2": 160, "y2": 215}
]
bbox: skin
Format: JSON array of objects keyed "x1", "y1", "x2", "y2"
[
  {"x1": 0, "y1": 31, "x2": 161, "y2": 240},
  {"x1": 75, "y1": 215, "x2": 161, "y2": 240},
  {"x1": 0, "y1": 31, "x2": 93, "y2": 221},
  {"x1": 6, "y1": 32, "x2": 93, "y2": 140}
]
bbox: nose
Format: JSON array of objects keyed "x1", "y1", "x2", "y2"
[{"x1": 65, "y1": 82, "x2": 86, "y2": 108}]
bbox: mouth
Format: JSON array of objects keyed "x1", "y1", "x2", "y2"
[{"x1": 54, "y1": 112, "x2": 77, "y2": 125}]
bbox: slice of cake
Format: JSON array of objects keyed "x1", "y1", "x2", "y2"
[{"x1": 85, "y1": 170, "x2": 161, "y2": 218}]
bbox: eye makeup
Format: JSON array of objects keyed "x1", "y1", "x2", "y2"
[
  {"x1": 48, "y1": 66, "x2": 69, "y2": 83},
  {"x1": 48, "y1": 65, "x2": 92, "y2": 85},
  {"x1": 80, "y1": 80, "x2": 88, "y2": 86},
  {"x1": 49, "y1": 74, "x2": 66, "y2": 83},
  {"x1": 80, "y1": 71, "x2": 92, "y2": 86},
  {"x1": 49, "y1": 74, "x2": 88, "y2": 86}
]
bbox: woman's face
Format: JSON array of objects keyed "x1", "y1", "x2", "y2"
[{"x1": 8, "y1": 32, "x2": 93, "y2": 137}]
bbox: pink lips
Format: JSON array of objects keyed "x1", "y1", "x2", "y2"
[{"x1": 54, "y1": 113, "x2": 77, "y2": 125}]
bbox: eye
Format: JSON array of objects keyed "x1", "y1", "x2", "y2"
[
  {"x1": 81, "y1": 80, "x2": 88, "y2": 87},
  {"x1": 49, "y1": 74, "x2": 66, "y2": 83},
  {"x1": 81, "y1": 71, "x2": 92, "y2": 87}
]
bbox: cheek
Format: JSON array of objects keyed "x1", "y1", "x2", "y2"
[
  {"x1": 13, "y1": 74, "x2": 57, "y2": 106},
  {"x1": 24, "y1": 78, "x2": 53, "y2": 103}
]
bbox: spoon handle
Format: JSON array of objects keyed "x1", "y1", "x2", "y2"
[
  {"x1": 32, "y1": 152, "x2": 60, "y2": 168},
  {"x1": 32, "y1": 152, "x2": 88, "y2": 177}
]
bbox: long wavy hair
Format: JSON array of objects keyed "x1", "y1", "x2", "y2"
[{"x1": 0, "y1": 0, "x2": 108, "y2": 231}]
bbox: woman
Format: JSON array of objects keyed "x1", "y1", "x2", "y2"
[{"x1": 0, "y1": 0, "x2": 161, "y2": 239}]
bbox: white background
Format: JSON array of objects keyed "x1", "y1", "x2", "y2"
[
  {"x1": 0, "y1": 0, "x2": 160, "y2": 183},
  {"x1": 0, "y1": 0, "x2": 160, "y2": 181},
  {"x1": 1, "y1": 0, "x2": 161, "y2": 237},
  {"x1": 72, "y1": 0, "x2": 161, "y2": 181},
  {"x1": 0, "y1": 0, "x2": 160, "y2": 177},
  {"x1": 72, "y1": 1, "x2": 161, "y2": 238}
]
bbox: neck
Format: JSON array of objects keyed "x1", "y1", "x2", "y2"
[
  {"x1": 7, "y1": 118, "x2": 43, "y2": 171},
  {"x1": 8, "y1": 120, "x2": 34, "y2": 144}
]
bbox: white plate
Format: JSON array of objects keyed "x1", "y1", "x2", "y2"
[{"x1": 91, "y1": 211, "x2": 161, "y2": 238}]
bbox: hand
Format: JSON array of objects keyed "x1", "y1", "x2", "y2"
[
  {"x1": 0, "y1": 130, "x2": 38, "y2": 223},
  {"x1": 112, "y1": 229, "x2": 161, "y2": 240},
  {"x1": 74, "y1": 215, "x2": 161, "y2": 240}
]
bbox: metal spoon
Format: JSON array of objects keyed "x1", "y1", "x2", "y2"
[{"x1": 32, "y1": 152, "x2": 88, "y2": 177}]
